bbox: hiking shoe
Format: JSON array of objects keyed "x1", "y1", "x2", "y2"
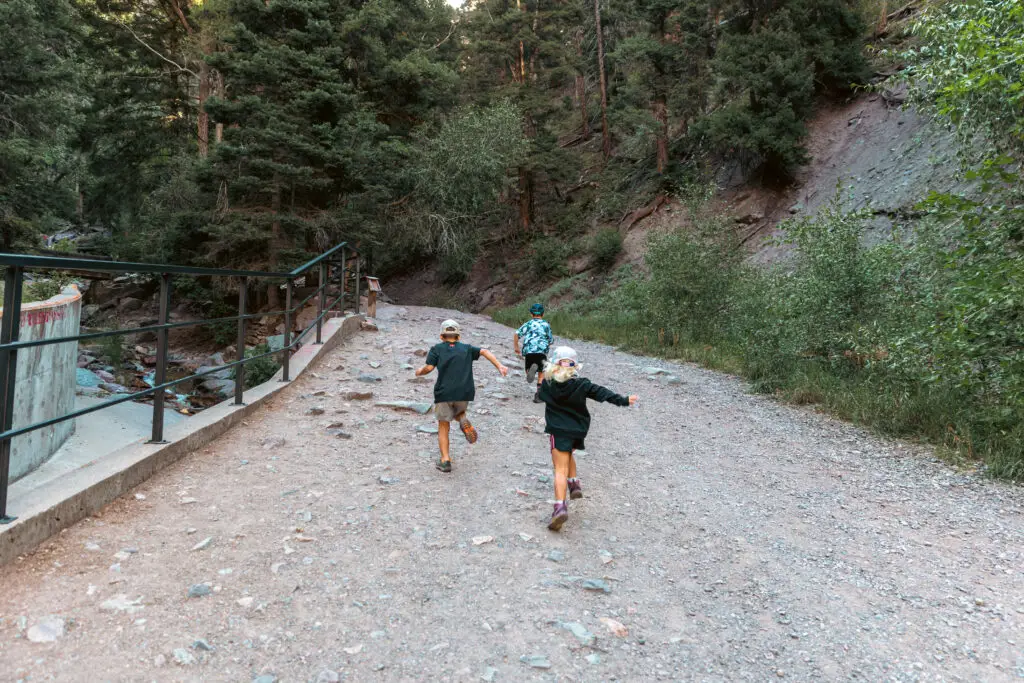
[
  {"x1": 533, "y1": 391, "x2": 543, "y2": 404},
  {"x1": 436, "y1": 458, "x2": 452, "y2": 473},
  {"x1": 459, "y1": 418, "x2": 478, "y2": 444},
  {"x1": 568, "y1": 479, "x2": 583, "y2": 500},
  {"x1": 548, "y1": 502, "x2": 569, "y2": 531},
  {"x1": 526, "y1": 363, "x2": 538, "y2": 384}
]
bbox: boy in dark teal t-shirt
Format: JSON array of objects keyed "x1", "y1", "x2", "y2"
[{"x1": 415, "y1": 319, "x2": 508, "y2": 472}]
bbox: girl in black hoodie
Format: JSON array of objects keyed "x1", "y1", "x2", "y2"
[{"x1": 537, "y1": 346, "x2": 637, "y2": 531}]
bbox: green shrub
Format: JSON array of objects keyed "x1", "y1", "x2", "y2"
[
  {"x1": 591, "y1": 228, "x2": 623, "y2": 271},
  {"x1": 95, "y1": 334, "x2": 125, "y2": 367},
  {"x1": 240, "y1": 343, "x2": 279, "y2": 389},
  {"x1": 524, "y1": 236, "x2": 573, "y2": 280}
]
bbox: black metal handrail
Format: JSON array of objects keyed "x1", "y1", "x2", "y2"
[{"x1": 0, "y1": 243, "x2": 363, "y2": 523}]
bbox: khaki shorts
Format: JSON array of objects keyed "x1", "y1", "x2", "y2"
[{"x1": 434, "y1": 401, "x2": 470, "y2": 422}]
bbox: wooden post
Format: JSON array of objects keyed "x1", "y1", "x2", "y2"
[{"x1": 365, "y1": 277, "x2": 381, "y2": 318}]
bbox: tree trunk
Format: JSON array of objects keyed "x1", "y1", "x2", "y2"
[
  {"x1": 654, "y1": 97, "x2": 669, "y2": 173},
  {"x1": 517, "y1": 0, "x2": 526, "y2": 83},
  {"x1": 214, "y1": 71, "x2": 224, "y2": 144},
  {"x1": 518, "y1": 167, "x2": 534, "y2": 233},
  {"x1": 518, "y1": 113, "x2": 536, "y2": 233},
  {"x1": 653, "y1": 12, "x2": 669, "y2": 174},
  {"x1": 268, "y1": 178, "x2": 282, "y2": 309},
  {"x1": 528, "y1": 7, "x2": 539, "y2": 81},
  {"x1": 594, "y1": 0, "x2": 611, "y2": 159},
  {"x1": 575, "y1": 30, "x2": 590, "y2": 139},
  {"x1": 197, "y1": 59, "x2": 210, "y2": 158}
]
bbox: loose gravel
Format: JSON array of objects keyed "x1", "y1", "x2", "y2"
[{"x1": 1, "y1": 304, "x2": 1023, "y2": 682}]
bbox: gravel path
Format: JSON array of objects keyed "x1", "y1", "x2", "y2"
[{"x1": 2, "y1": 304, "x2": 1023, "y2": 682}]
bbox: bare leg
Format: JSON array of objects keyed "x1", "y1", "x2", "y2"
[
  {"x1": 551, "y1": 447, "x2": 571, "y2": 502},
  {"x1": 536, "y1": 369, "x2": 544, "y2": 391},
  {"x1": 438, "y1": 421, "x2": 451, "y2": 462},
  {"x1": 568, "y1": 451, "x2": 577, "y2": 479}
]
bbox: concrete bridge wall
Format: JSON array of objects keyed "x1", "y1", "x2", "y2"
[{"x1": 2, "y1": 286, "x2": 82, "y2": 481}]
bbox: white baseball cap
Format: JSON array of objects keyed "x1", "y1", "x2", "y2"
[
  {"x1": 440, "y1": 319, "x2": 461, "y2": 335},
  {"x1": 550, "y1": 346, "x2": 578, "y2": 364}
]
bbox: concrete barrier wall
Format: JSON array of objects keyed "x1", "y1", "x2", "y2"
[{"x1": 2, "y1": 286, "x2": 82, "y2": 480}]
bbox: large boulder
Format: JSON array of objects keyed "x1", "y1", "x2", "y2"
[
  {"x1": 195, "y1": 365, "x2": 232, "y2": 380},
  {"x1": 117, "y1": 297, "x2": 144, "y2": 314},
  {"x1": 198, "y1": 378, "x2": 235, "y2": 398}
]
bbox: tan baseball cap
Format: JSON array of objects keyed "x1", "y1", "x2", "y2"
[{"x1": 440, "y1": 319, "x2": 461, "y2": 335}]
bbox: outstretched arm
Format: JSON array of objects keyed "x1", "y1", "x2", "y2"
[
  {"x1": 586, "y1": 381, "x2": 637, "y2": 407},
  {"x1": 513, "y1": 332, "x2": 521, "y2": 356},
  {"x1": 479, "y1": 349, "x2": 509, "y2": 377},
  {"x1": 415, "y1": 364, "x2": 436, "y2": 377}
]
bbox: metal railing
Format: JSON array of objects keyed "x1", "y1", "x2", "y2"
[{"x1": 0, "y1": 243, "x2": 363, "y2": 523}]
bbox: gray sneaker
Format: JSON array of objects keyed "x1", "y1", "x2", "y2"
[{"x1": 526, "y1": 363, "x2": 538, "y2": 384}]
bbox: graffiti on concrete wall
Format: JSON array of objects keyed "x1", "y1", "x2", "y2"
[{"x1": 20, "y1": 308, "x2": 67, "y2": 328}]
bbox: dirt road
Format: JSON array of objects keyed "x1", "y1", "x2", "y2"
[{"x1": 2, "y1": 304, "x2": 1023, "y2": 682}]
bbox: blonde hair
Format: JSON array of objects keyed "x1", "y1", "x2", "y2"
[{"x1": 543, "y1": 360, "x2": 581, "y2": 383}]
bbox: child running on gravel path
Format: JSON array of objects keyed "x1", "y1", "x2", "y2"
[
  {"x1": 514, "y1": 303, "x2": 554, "y2": 404},
  {"x1": 415, "y1": 319, "x2": 509, "y2": 473},
  {"x1": 537, "y1": 346, "x2": 637, "y2": 530}
]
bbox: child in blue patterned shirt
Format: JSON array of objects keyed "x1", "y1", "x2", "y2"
[{"x1": 513, "y1": 303, "x2": 554, "y2": 403}]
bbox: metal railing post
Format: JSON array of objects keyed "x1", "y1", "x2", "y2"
[
  {"x1": 340, "y1": 247, "x2": 347, "y2": 309},
  {"x1": 354, "y1": 256, "x2": 361, "y2": 315},
  {"x1": 0, "y1": 266, "x2": 24, "y2": 523},
  {"x1": 315, "y1": 262, "x2": 326, "y2": 344},
  {"x1": 235, "y1": 277, "x2": 247, "y2": 405},
  {"x1": 281, "y1": 278, "x2": 293, "y2": 382},
  {"x1": 149, "y1": 273, "x2": 171, "y2": 444}
]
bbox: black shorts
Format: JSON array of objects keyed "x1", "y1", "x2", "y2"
[
  {"x1": 524, "y1": 353, "x2": 546, "y2": 372},
  {"x1": 549, "y1": 433, "x2": 585, "y2": 453}
]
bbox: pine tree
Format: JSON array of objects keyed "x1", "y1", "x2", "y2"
[
  {"x1": 75, "y1": 0, "x2": 198, "y2": 259},
  {"x1": 611, "y1": 0, "x2": 713, "y2": 174},
  {"x1": 0, "y1": 0, "x2": 82, "y2": 249},
  {"x1": 461, "y1": 0, "x2": 579, "y2": 232},
  {"x1": 205, "y1": 0, "x2": 458, "y2": 298},
  {"x1": 701, "y1": 0, "x2": 867, "y2": 175}
]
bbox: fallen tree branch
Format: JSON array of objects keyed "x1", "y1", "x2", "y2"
[
  {"x1": 886, "y1": 1, "x2": 918, "y2": 22},
  {"x1": 618, "y1": 194, "x2": 667, "y2": 231},
  {"x1": 429, "y1": 21, "x2": 457, "y2": 51},
  {"x1": 116, "y1": 19, "x2": 197, "y2": 78},
  {"x1": 559, "y1": 132, "x2": 590, "y2": 148},
  {"x1": 564, "y1": 181, "x2": 597, "y2": 196}
]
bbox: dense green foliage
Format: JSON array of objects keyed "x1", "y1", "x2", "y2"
[
  {"x1": 0, "y1": 0, "x2": 82, "y2": 250},
  {"x1": 701, "y1": 0, "x2": 868, "y2": 173},
  {"x1": 0, "y1": 0, "x2": 871, "y2": 280},
  {"x1": 895, "y1": 0, "x2": 1024, "y2": 159}
]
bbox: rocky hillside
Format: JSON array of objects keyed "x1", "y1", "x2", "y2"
[
  {"x1": 726, "y1": 91, "x2": 970, "y2": 263},
  {"x1": 385, "y1": 90, "x2": 967, "y2": 311}
]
